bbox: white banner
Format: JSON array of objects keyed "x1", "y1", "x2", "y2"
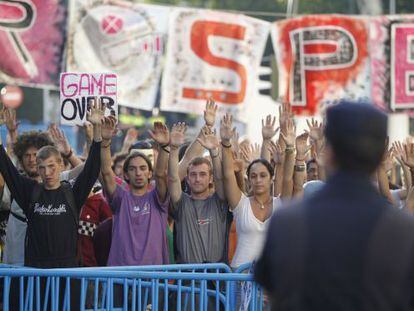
[
  {"x1": 160, "y1": 8, "x2": 270, "y2": 121},
  {"x1": 60, "y1": 72, "x2": 117, "y2": 125},
  {"x1": 66, "y1": 1, "x2": 169, "y2": 111}
]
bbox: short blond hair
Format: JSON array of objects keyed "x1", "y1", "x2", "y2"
[{"x1": 36, "y1": 146, "x2": 63, "y2": 163}]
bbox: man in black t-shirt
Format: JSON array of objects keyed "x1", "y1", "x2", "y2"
[{"x1": 0, "y1": 101, "x2": 104, "y2": 268}]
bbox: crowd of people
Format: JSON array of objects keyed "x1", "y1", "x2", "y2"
[{"x1": 0, "y1": 98, "x2": 414, "y2": 309}]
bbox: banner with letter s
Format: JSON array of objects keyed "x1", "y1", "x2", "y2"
[
  {"x1": 161, "y1": 8, "x2": 269, "y2": 121},
  {"x1": 272, "y1": 15, "x2": 371, "y2": 115},
  {"x1": 67, "y1": 0, "x2": 169, "y2": 111},
  {"x1": 0, "y1": 0, "x2": 66, "y2": 86}
]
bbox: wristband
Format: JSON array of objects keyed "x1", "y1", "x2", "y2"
[
  {"x1": 294, "y1": 164, "x2": 306, "y2": 172},
  {"x1": 63, "y1": 149, "x2": 73, "y2": 158},
  {"x1": 162, "y1": 145, "x2": 170, "y2": 153},
  {"x1": 221, "y1": 142, "x2": 232, "y2": 148},
  {"x1": 285, "y1": 147, "x2": 295, "y2": 154}
]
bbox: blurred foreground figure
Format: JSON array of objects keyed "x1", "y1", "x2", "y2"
[{"x1": 255, "y1": 102, "x2": 414, "y2": 310}]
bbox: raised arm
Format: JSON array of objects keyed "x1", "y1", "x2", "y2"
[
  {"x1": 148, "y1": 122, "x2": 170, "y2": 202},
  {"x1": 268, "y1": 140, "x2": 285, "y2": 197},
  {"x1": 393, "y1": 141, "x2": 412, "y2": 190},
  {"x1": 48, "y1": 123, "x2": 82, "y2": 168},
  {"x1": 377, "y1": 142, "x2": 395, "y2": 205},
  {"x1": 121, "y1": 127, "x2": 138, "y2": 154},
  {"x1": 280, "y1": 118, "x2": 296, "y2": 199},
  {"x1": 260, "y1": 115, "x2": 279, "y2": 162},
  {"x1": 168, "y1": 122, "x2": 187, "y2": 205},
  {"x1": 197, "y1": 125, "x2": 224, "y2": 200},
  {"x1": 0, "y1": 109, "x2": 35, "y2": 211},
  {"x1": 293, "y1": 133, "x2": 310, "y2": 197},
  {"x1": 221, "y1": 114, "x2": 242, "y2": 210},
  {"x1": 306, "y1": 118, "x2": 326, "y2": 181},
  {"x1": 99, "y1": 116, "x2": 117, "y2": 197},
  {"x1": 72, "y1": 99, "x2": 103, "y2": 210},
  {"x1": 4, "y1": 108, "x2": 18, "y2": 157},
  {"x1": 178, "y1": 99, "x2": 217, "y2": 180}
]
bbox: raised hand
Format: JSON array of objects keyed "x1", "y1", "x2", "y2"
[
  {"x1": 280, "y1": 118, "x2": 296, "y2": 147},
  {"x1": 262, "y1": 114, "x2": 279, "y2": 141},
  {"x1": 197, "y1": 126, "x2": 219, "y2": 151},
  {"x1": 101, "y1": 116, "x2": 117, "y2": 141},
  {"x1": 392, "y1": 141, "x2": 406, "y2": 165},
  {"x1": 295, "y1": 132, "x2": 311, "y2": 160},
  {"x1": 203, "y1": 98, "x2": 218, "y2": 127},
  {"x1": 252, "y1": 143, "x2": 261, "y2": 159},
  {"x1": 123, "y1": 127, "x2": 138, "y2": 146},
  {"x1": 4, "y1": 108, "x2": 18, "y2": 132},
  {"x1": 148, "y1": 122, "x2": 169, "y2": 146},
  {"x1": 86, "y1": 97, "x2": 105, "y2": 125},
  {"x1": 305, "y1": 118, "x2": 324, "y2": 142},
  {"x1": 170, "y1": 122, "x2": 187, "y2": 148},
  {"x1": 240, "y1": 143, "x2": 254, "y2": 164},
  {"x1": 278, "y1": 100, "x2": 292, "y2": 134},
  {"x1": 220, "y1": 113, "x2": 234, "y2": 143},
  {"x1": 268, "y1": 141, "x2": 285, "y2": 165},
  {"x1": 403, "y1": 142, "x2": 414, "y2": 169},
  {"x1": 48, "y1": 123, "x2": 71, "y2": 155}
]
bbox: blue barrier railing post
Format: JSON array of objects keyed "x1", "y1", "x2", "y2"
[{"x1": 3, "y1": 276, "x2": 10, "y2": 311}]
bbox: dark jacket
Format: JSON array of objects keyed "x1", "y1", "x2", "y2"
[{"x1": 255, "y1": 171, "x2": 414, "y2": 311}]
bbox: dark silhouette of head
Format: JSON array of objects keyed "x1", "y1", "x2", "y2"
[{"x1": 324, "y1": 101, "x2": 387, "y2": 175}]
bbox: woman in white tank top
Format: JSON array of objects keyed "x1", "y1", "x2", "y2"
[{"x1": 220, "y1": 114, "x2": 280, "y2": 268}]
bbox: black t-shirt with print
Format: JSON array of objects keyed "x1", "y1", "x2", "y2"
[{"x1": 0, "y1": 141, "x2": 101, "y2": 268}]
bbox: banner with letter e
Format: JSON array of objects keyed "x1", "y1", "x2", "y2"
[{"x1": 60, "y1": 72, "x2": 117, "y2": 125}]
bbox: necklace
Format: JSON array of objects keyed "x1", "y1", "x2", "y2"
[{"x1": 253, "y1": 196, "x2": 272, "y2": 210}]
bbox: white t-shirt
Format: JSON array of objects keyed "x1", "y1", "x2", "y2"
[{"x1": 231, "y1": 194, "x2": 280, "y2": 268}]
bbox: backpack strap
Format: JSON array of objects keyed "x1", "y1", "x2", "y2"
[
  {"x1": 60, "y1": 181, "x2": 84, "y2": 266},
  {"x1": 60, "y1": 181, "x2": 79, "y2": 226}
]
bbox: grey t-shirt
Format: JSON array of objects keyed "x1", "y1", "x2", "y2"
[{"x1": 172, "y1": 192, "x2": 230, "y2": 264}]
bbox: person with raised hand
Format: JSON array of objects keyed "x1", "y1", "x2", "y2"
[
  {"x1": 168, "y1": 121, "x2": 229, "y2": 265},
  {"x1": 0, "y1": 98, "x2": 103, "y2": 309},
  {"x1": 100, "y1": 117, "x2": 169, "y2": 268},
  {"x1": 256, "y1": 101, "x2": 414, "y2": 310},
  {"x1": 0, "y1": 98, "x2": 102, "y2": 269},
  {"x1": 221, "y1": 113, "x2": 280, "y2": 270}
]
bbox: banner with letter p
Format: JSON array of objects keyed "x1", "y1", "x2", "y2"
[
  {"x1": 60, "y1": 72, "x2": 117, "y2": 125},
  {"x1": 272, "y1": 15, "x2": 370, "y2": 115}
]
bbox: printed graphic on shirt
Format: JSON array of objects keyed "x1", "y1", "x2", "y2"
[
  {"x1": 132, "y1": 202, "x2": 150, "y2": 215},
  {"x1": 197, "y1": 218, "x2": 211, "y2": 226},
  {"x1": 78, "y1": 220, "x2": 97, "y2": 237},
  {"x1": 33, "y1": 203, "x2": 67, "y2": 216}
]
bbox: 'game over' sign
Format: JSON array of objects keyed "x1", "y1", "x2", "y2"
[{"x1": 60, "y1": 72, "x2": 117, "y2": 125}]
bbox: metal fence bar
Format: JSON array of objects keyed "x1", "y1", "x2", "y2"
[{"x1": 0, "y1": 264, "x2": 268, "y2": 311}]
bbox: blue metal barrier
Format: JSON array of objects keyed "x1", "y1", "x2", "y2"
[{"x1": 0, "y1": 264, "x2": 268, "y2": 310}]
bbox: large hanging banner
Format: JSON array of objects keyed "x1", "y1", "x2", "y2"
[
  {"x1": 0, "y1": 0, "x2": 66, "y2": 86},
  {"x1": 272, "y1": 15, "x2": 371, "y2": 115},
  {"x1": 161, "y1": 8, "x2": 269, "y2": 121},
  {"x1": 66, "y1": 0, "x2": 169, "y2": 110},
  {"x1": 367, "y1": 15, "x2": 414, "y2": 112}
]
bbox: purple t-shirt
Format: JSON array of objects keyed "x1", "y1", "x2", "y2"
[{"x1": 107, "y1": 185, "x2": 169, "y2": 266}]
